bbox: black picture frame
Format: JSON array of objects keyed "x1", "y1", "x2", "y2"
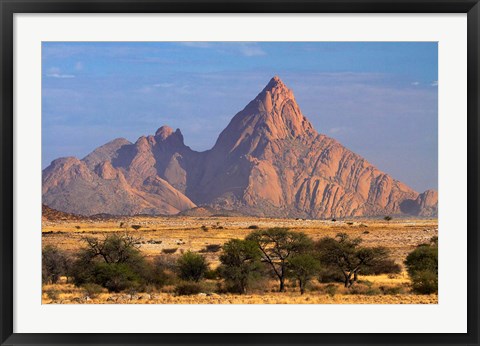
[{"x1": 1, "y1": 1, "x2": 479, "y2": 345}]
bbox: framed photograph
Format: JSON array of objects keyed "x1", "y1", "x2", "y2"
[{"x1": 1, "y1": 0, "x2": 479, "y2": 345}]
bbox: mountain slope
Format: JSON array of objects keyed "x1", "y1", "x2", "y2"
[{"x1": 42, "y1": 76, "x2": 437, "y2": 218}]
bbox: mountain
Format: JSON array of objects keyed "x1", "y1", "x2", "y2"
[{"x1": 42, "y1": 76, "x2": 438, "y2": 218}]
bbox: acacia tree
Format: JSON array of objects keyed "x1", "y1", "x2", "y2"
[
  {"x1": 287, "y1": 254, "x2": 321, "y2": 294},
  {"x1": 316, "y1": 233, "x2": 389, "y2": 287},
  {"x1": 80, "y1": 234, "x2": 142, "y2": 264},
  {"x1": 70, "y1": 234, "x2": 152, "y2": 292},
  {"x1": 246, "y1": 228, "x2": 313, "y2": 292},
  {"x1": 218, "y1": 239, "x2": 262, "y2": 294}
]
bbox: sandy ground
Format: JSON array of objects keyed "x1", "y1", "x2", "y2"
[{"x1": 42, "y1": 216, "x2": 437, "y2": 265}]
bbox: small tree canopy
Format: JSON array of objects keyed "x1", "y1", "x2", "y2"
[
  {"x1": 315, "y1": 233, "x2": 390, "y2": 287},
  {"x1": 219, "y1": 239, "x2": 262, "y2": 294},
  {"x1": 287, "y1": 254, "x2": 321, "y2": 294},
  {"x1": 405, "y1": 239, "x2": 438, "y2": 294},
  {"x1": 177, "y1": 252, "x2": 208, "y2": 282},
  {"x1": 246, "y1": 228, "x2": 313, "y2": 292}
]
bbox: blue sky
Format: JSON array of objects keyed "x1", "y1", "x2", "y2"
[{"x1": 42, "y1": 42, "x2": 438, "y2": 192}]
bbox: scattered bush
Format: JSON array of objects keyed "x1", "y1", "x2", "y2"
[
  {"x1": 175, "y1": 282, "x2": 202, "y2": 296},
  {"x1": 384, "y1": 216, "x2": 392, "y2": 222},
  {"x1": 200, "y1": 244, "x2": 222, "y2": 253},
  {"x1": 247, "y1": 225, "x2": 259, "y2": 229},
  {"x1": 201, "y1": 225, "x2": 208, "y2": 232},
  {"x1": 162, "y1": 248, "x2": 178, "y2": 254},
  {"x1": 131, "y1": 225, "x2": 142, "y2": 231}
]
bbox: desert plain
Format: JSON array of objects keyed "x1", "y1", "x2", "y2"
[{"x1": 42, "y1": 214, "x2": 438, "y2": 304}]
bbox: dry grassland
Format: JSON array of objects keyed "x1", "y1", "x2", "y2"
[{"x1": 42, "y1": 216, "x2": 438, "y2": 304}]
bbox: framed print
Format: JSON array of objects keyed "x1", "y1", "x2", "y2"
[{"x1": 1, "y1": 0, "x2": 479, "y2": 345}]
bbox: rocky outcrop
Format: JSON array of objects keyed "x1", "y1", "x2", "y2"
[{"x1": 42, "y1": 76, "x2": 437, "y2": 217}]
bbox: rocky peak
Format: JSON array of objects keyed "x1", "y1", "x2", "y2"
[
  {"x1": 155, "y1": 125, "x2": 174, "y2": 140},
  {"x1": 155, "y1": 126, "x2": 184, "y2": 145},
  {"x1": 213, "y1": 76, "x2": 315, "y2": 154}
]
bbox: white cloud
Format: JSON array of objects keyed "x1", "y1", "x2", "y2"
[
  {"x1": 46, "y1": 67, "x2": 75, "y2": 79},
  {"x1": 431, "y1": 80, "x2": 438, "y2": 86},
  {"x1": 411, "y1": 81, "x2": 420, "y2": 86}
]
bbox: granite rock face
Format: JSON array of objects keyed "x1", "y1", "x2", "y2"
[{"x1": 43, "y1": 77, "x2": 437, "y2": 217}]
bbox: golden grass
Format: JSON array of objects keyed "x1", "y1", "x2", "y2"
[{"x1": 42, "y1": 281, "x2": 437, "y2": 305}]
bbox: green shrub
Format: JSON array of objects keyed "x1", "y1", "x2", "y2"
[
  {"x1": 162, "y1": 248, "x2": 178, "y2": 254},
  {"x1": 204, "y1": 269, "x2": 219, "y2": 280},
  {"x1": 177, "y1": 252, "x2": 208, "y2": 282},
  {"x1": 411, "y1": 270, "x2": 438, "y2": 294},
  {"x1": 175, "y1": 282, "x2": 202, "y2": 296},
  {"x1": 361, "y1": 259, "x2": 402, "y2": 275},
  {"x1": 317, "y1": 265, "x2": 345, "y2": 283},
  {"x1": 405, "y1": 240, "x2": 438, "y2": 294},
  {"x1": 92, "y1": 262, "x2": 140, "y2": 292},
  {"x1": 200, "y1": 244, "x2": 222, "y2": 253},
  {"x1": 69, "y1": 234, "x2": 164, "y2": 292}
]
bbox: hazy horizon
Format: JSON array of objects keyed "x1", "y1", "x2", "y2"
[{"x1": 42, "y1": 42, "x2": 438, "y2": 192}]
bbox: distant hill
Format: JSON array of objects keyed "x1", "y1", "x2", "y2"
[
  {"x1": 177, "y1": 206, "x2": 245, "y2": 217},
  {"x1": 42, "y1": 204, "x2": 85, "y2": 221},
  {"x1": 42, "y1": 76, "x2": 437, "y2": 218}
]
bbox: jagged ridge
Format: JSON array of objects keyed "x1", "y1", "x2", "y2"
[{"x1": 42, "y1": 76, "x2": 437, "y2": 217}]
